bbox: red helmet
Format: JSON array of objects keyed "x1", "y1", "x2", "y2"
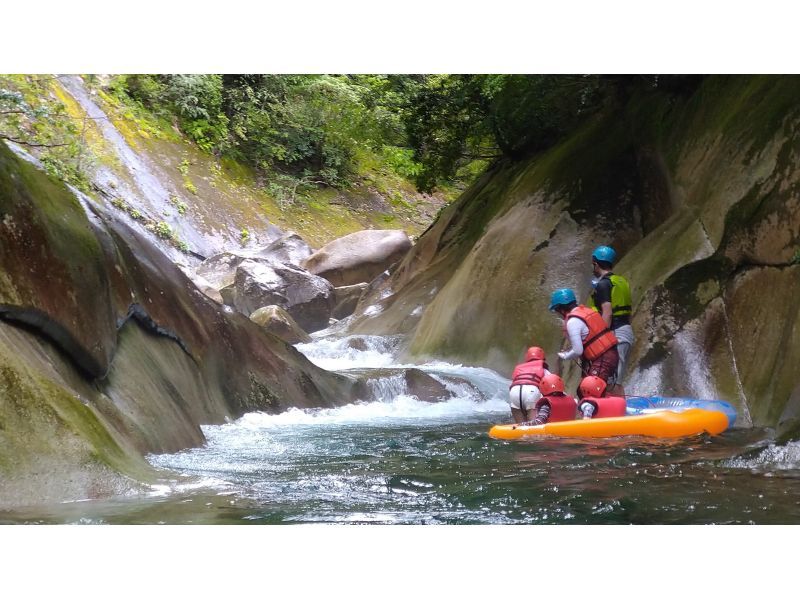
[
  {"x1": 525, "y1": 346, "x2": 545, "y2": 361},
  {"x1": 579, "y1": 376, "x2": 607, "y2": 398},
  {"x1": 539, "y1": 373, "x2": 565, "y2": 395}
]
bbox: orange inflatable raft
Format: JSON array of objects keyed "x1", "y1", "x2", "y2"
[{"x1": 488, "y1": 408, "x2": 729, "y2": 440}]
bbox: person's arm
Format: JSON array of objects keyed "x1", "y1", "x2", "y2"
[
  {"x1": 600, "y1": 302, "x2": 612, "y2": 328},
  {"x1": 532, "y1": 402, "x2": 551, "y2": 425},
  {"x1": 558, "y1": 318, "x2": 585, "y2": 361},
  {"x1": 595, "y1": 278, "x2": 613, "y2": 328}
]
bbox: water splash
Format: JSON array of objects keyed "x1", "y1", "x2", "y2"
[
  {"x1": 296, "y1": 333, "x2": 509, "y2": 402},
  {"x1": 673, "y1": 326, "x2": 718, "y2": 402},
  {"x1": 625, "y1": 362, "x2": 664, "y2": 398},
  {"x1": 234, "y1": 394, "x2": 507, "y2": 428},
  {"x1": 296, "y1": 334, "x2": 403, "y2": 369},
  {"x1": 720, "y1": 298, "x2": 753, "y2": 426},
  {"x1": 725, "y1": 440, "x2": 800, "y2": 471}
]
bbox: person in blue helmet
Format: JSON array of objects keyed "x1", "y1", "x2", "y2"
[
  {"x1": 587, "y1": 245, "x2": 634, "y2": 389},
  {"x1": 549, "y1": 288, "x2": 620, "y2": 392}
]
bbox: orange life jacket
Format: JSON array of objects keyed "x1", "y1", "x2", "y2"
[
  {"x1": 510, "y1": 358, "x2": 545, "y2": 388},
  {"x1": 535, "y1": 393, "x2": 577, "y2": 422},
  {"x1": 566, "y1": 305, "x2": 618, "y2": 361},
  {"x1": 578, "y1": 395, "x2": 627, "y2": 419}
]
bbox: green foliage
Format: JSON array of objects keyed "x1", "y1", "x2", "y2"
[
  {"x1": 266, "y1": 173, "x2": 316, "y2": 209},
  {"x1": 109, "y1": 74, "x2": 430, "y2": 192},
  {"x1": 111, "y1": 75, "x2": 229, "y2": 150},
  {"x1": 170, "y1": 195, "x2": 187, "y2": 215},
  {"x1": 153, "y1": 221, "x2": 173, "y2": 239},
  {"x1": 110, "y1": 196, "x2": 143, "y2": 220},
  {"x1": 402, "y1": 75, "x2": 608, "y2": 192},
  {"x1": 793, "y1": 249, "x2": 800, "y2": 265},
  {"x1": 486, "y1": 75, "x2": 605, "y2": 156},
  {"x1": 240, "y1": 228, "x2": 250, "y2": 244},
  {"x1": 0, "y1": 75, "x2": 91, "y2": 190},
  {"x1": 381, "y1": 145, "x2": 422, "y2": 178},
  {"x1": 4, "y1": 74, "x2": 709, "y2": 209},
  {"x1": 110, "y1": 196, "x2": 187, "y2": 251}
]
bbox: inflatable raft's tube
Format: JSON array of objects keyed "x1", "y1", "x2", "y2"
[
  {"x1": 625, "y1": 396, "x2": 737, "y2": 426},
  {"x1": 488, "y1": 408, "x2": 729, "y2": 440}
]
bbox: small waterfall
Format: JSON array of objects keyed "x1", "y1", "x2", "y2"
[
  {"x1": 294, "y1": 333, "x2": 510, "y2": 417},
  {"x1": 673, "y1": 327, "x2": 719, "y2": 403},
  {"x1": 295, "y1": 334, "x2": 403, "y2": 370},
  {"x1": 720, "y1": 298, "x2": 753, "y2": 427},
  {"x1": 366, "y1": 374, "x2": 409, "y2": 402}
]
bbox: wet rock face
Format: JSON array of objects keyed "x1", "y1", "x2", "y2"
[
  {"x1": 230, "y1": 259, "x2": 335, "y2": 333},
  {"x1": 0, "y1": 144, "x2": 360, "y2": 507},
  {"x1": 303, "y1": 229, "x2": 412, "y2": 287},
  {"x1": 0, "y1": 150, "x2": 117, "y2": 378},
  {"x1": 250, "y1": 305, "x2": 312, "y2": 345}
]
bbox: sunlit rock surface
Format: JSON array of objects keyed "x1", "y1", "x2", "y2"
[{"x1": 303, "y1": 229, "x2": 412, "y2": 287}]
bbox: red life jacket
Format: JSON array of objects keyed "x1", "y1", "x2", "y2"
[
  {"x1": 535, "y1": 393, "x2": 577, "y2": 422},
  {"x1": 566, "y1": 305, "x2": 618, "y2": 361},
  {"x1": 510, "y1": 358, "x2": 545, "y2": 388},
  {"x1": 579, "y1": 395, "x2": 627, "y2": 419}
]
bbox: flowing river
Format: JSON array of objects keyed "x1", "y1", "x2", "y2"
[{"x1": 3, "y1": 334, "x2": 800, "y2": 524}]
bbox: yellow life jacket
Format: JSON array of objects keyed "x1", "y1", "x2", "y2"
[{"x1": 588, "y1": 274, "x2": 632, "y2": 318}]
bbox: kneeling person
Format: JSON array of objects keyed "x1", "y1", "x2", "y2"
[
  {"x1": 508, "y1": 346, "x2": 550, "y2": 424},
  {"x1": 577, "y1": 376, "x2": 627, "y2": 420},
  {"x1": 528, "y1": 373, "x2": 577, "y2": 425}
]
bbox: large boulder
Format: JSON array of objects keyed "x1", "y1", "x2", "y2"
[
  {"x1": 404, "y1": 368, "x2": 454, "y2": 403},
  {"x1": 184, "y1": 271, "x2": 224, "y2": 304},
  {"x1": 229, "y1": 259, "x2": 335, "y2": 333},
  {"x1": 195, "y1": 252, "x2": 245, "y2": 290},
  {"x1": 250, "y1": 231, "x2": 313, "y2": 267},
  {"x1": 332, "y1": 283, "x2": 369, "y2": 320},
  {"x1": 302, "y1": 229, "x2": 412, "y2": 287},
  {"x1": 250, "y1": 305, "x2": 312, "y2": 345},
  {"x1": 196, "y1": 232, "x2": 312, "y2": 286}
]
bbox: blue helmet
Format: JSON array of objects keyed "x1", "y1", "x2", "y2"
[
  {"x1": 592, "y1": 245, "x2": 616, "y2": 265},
  {"x1": 549, "y1": 288, "x2": 577, "y2": 311}
]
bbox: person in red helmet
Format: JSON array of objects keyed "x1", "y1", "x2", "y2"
[
  {"x1": 577, "y1": 375, "x2": 627, "y2": 419},
  {"x1": 508, "y1": 346, "x2": 551, "y2": 423},
  {"x1": 527, "y1": 373, "x2": 577, "y2": 425}
]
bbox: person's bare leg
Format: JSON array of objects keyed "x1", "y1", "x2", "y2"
[{"x1": 511, "y1": 407, "x2": 526, "y2": 424}]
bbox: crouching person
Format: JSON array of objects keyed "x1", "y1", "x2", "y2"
[
  {"x1": 577, "y1": 376, "x2": 627, "y2": 420},
  {"x1": 527, "y1": 373, "x2": 577, "y2": 425},
  {"x1": 508, "y1": 346, "x2": 550, "y2": 424}
]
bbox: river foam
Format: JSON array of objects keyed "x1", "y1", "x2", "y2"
[{"x1": 234, "y1": 394, "x2": 508, "y2": 429}]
